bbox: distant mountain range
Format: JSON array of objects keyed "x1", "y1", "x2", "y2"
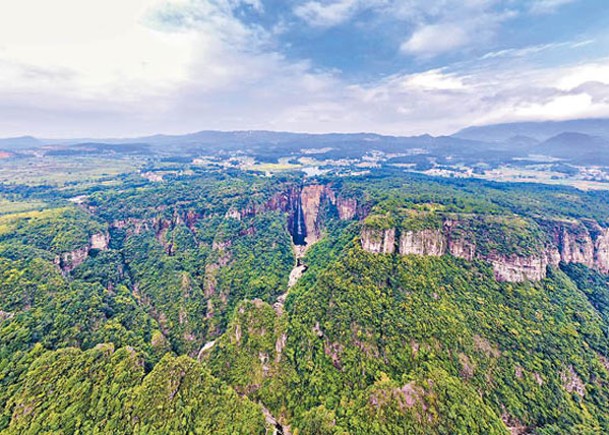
[
  {"x1": 454, "y1": 118, "x2": 609, "y2": 142},
  {"x1": 535, "y1": 132, "x2": 609, "y2": 163},
  {"x1": 2, "y1": 117, "x2": 609, "y2": 165},
  {"x1": 455, "y1": 118, "x2": 609, "y2": 164},
  {"x1": 0, "y1": 136, "x2": 42, "y2": 149}
]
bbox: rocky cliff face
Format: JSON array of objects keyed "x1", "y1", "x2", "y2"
[
  {"x1": 361, "y1": 228, "x2": 396, "y2": 254},
  {"x1": 542, "y1": 219, "x2": 609, "y2": 273},
  {"x1": 595, "y1": 229, "x2": 609, "y2": 274},
  {"x1": 90, "y1": 232, "x2": 110, "y2": 250},
  {"x1": 556, "y1": 222, "x2": 594, "y2": 267},
  {"x1": 56, "y1": 232, "x2": 110, "y2": 273},
  {"x1": 284, "y1": 184, "x2": 360, "y2": 247},
  {"x1": 56, "y1": 246, "x2": 89, "y2": 273},
  {"x1": 111, "y1": 218, "x2": 154, "y2": 235},
  {"x1": 399, "y1": 229, "x2": 446, "y2": 256},
  {"x1": 361, "y1": 215, "x2": 609, "y2": 283},
  {"x1": 336, "y1": 196, "x2": 358, "y2": 221},
  {"x1": 486, "y1": 253, "x2": 550, "y2": 283},
  {"x1": 107, "y1": 183, "x2": 361, "y2": 253},
  {"x1": 300, "y1": 185, "x2": 330, "y2": 245},
  {"x1": 394, "y1": 226, "x2": 548, "y2": 282}
]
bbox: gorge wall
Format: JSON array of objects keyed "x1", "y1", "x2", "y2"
[
  {"x1": 285, "y1": 184, "x2": 359, "y2": 247},
  {"x1": 542, "y1": 219, "x2": 609, "y2": 274},
  {"x1": 107, "y1": 182, "x2": 362, "y2": 253},
  {"x1": 56, "y1": 231, "x2": 110, "y2": 273},
  {"x1": 361, "y1": 216, "x2": 609, "y2": 283}
]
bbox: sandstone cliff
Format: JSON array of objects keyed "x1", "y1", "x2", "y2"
[
  {"x1": 55, "y1": 232, "x2": 110, "y2": 273},
  {"x1": 399, "y1": 229, "x2": 445, "y2": 256},
  {"x1": 397, "y1": 226, "x2": 547, "y2": 282},
  {"x1": 486, "y1": 253, "x2": 550, "y2": 283},
  {"x1": 361, "y1": 213, "x2": 609, "y2": 283},
  {"x1": 90, "y1": 232, "x2": 110, "y2": 250},
  {"x1": 300, "y1": 185, "x2": 326, "y2": 245},
  {"x1": 107, "y1": 183, "x2": 361, "y2": 254},
  {"x1": 361, "y1": 227, "x2": 396, "y2": 254},
  {"x1": 336, "y1": 196, "x2": 358, "y2": 220},
  {"x1": 541, "y1": 219, "x2": 609, "y2": 273}
]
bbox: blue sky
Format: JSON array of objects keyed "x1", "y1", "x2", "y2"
[{"x1": 0, "y1": 0, "x2": 608, "y2": 137}]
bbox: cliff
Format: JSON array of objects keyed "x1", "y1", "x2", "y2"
[
  {"x1": 542, "y1": 219, "x2": 609, "y2": 274},
  {"x1": 336, "y1": 196, "x2": 358, "y2": 220},
  {"x1": 486, "y1": 253, "x2": 550, "y2": 283},
  {"x1": 90, "y1": 232, "x2": 110, "y2": 250},
  {"x1": 282, "y1": 184, "x2": 360, "y2": 247},
  {"x1": 106, "y1": 183, "x2": 361, "y2": 254},
  {"x1": 362, "y1": 213, "x2": 609, "y2": 283},
  {"x1": 55, "y1": 232, "x2": 110, "y2": 273},
  {"x1": 361, "y1": 227, "x2": 396, "y2": 254},
  {"x1": 400, "y1": 229, "x2": 446, "y2": 256}
]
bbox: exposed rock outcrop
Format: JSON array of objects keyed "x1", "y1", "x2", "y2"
[
  {"x1": 486, "y1": 253, "x2": 550, "y2": 283},
  {"x1": 55, "y1": 232, "x2": 110, "y2": 273},
  {"x1": 90, "y1": 232, "x2": 109, "y2": 250},
  {"x1": 552, "y1": 221, "x2": 594, "y2": 267},
  {"x1": 56, "y1": 246, "x2": 90, "y2": 273},
  {"x1": 361, "y1": 214, "x2": 609, "y2": 283},
  {"x1": 445, "y1": 220, "x2": 477, "y2": 261},
  {"x1": 561, "y1": 365, "x2": 586, "y2": 397},
  {"x1": 0, "y1": 310, "x2": 14, "y2": 322},
  {"x1": 225, "y1": 208, "x2": 241, "y2": 220},
  {"x1": 540, "y1": 219, "x2": 609, "y2": 274},
  {"x1": 286, "y1": 184, "x2": 359, "y2": 247},
  {"x1": 336, "y1": 196, "x2": 358, "y2": 220},
  {"x1": 111, "y1": 218, "x2": 154, "y2": 235},
  {"x1": 361, "y1": 227, "x2": 396, "y2": 254},
  {"x1": 261, "y1": 403, "x2": 291, "y2": 435},
  {"x1": 399, "y1": 229, "x2": 445, "y2": 256},
  {"x1": 594, "y1": 229, "x2": 609, "y2": 274},
  {"x1": 369, "y1": 222, "x2": 549, "y2": 282},
  {"x1": 542, "y1": 219, "x2": 609, "y2": 273},
  {"x1": 300, "y1": 185, "x2": 327, "y2": 245}
]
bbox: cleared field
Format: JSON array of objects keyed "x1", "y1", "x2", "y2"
[
  {"x1": 417, "y1": 165, "x2": 609, "y2": 191},
  {"x1": 0, "y1": 197, "x2": 47, "y2": 215},
  {"x1": 0, "y1": 156, "x2": 143, "y2": 186},
  {"x1": 478, "y1": 167, "x2": 609, "y2": 191}
]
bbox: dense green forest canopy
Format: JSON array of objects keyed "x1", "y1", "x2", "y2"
[{"x1": 2, "y1": 163, "x2": 609, "y2": 433}]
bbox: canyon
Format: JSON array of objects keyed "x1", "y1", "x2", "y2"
[{"x1": 59, "y1": 181, "x2": 609, "y2": 286}]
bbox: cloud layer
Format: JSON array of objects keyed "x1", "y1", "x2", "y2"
[{"x1": 0, "y1": 0, "x2": 607, "y2": 137}]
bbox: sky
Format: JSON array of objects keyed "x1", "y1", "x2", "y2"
[{"x1": 1, "y1": 0, "x2": 609, "y2": 138}]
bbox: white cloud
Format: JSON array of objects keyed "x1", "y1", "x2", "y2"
[
  {"x1": 294, "y1": 0, "x2": 361, "y2": 27},
  {"x1": 400, "y1": 69, "x2": 466, "y2": 91},
  {"x1": 0, "y1": 0, "x2": 606, "y2": 138},
  {"x1": 0, "y1": 0, "x2": 296, "y2": 136},
  {"x1": 555, "y1": 62, "x2": 609, "y2": 90},
  {"x1": 339, "y1": 58, "x2": 609, "y2": 135},
  {"x1": 293, "y1": 1, "x2": 520, "y2": 59},
  {"x1": 397, "y1": 1, "x2": 518, "y2": 58},
  {"x1": 400, "y1": 24, "x2": 470, "y2": 56},
  {"x1": 0, "y1": 0, "x2": 199, "y2": 102}
]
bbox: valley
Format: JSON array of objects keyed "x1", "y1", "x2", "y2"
[{"x1": 2, "y1": 153, "x2": 609, "y2": 432}]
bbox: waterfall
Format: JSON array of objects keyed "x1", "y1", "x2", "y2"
[{"x1": 292, "y1": 196, "x2": 307, "y2": 246}]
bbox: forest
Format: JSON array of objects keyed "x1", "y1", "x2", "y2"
[{"x1": 2, "y1": 164, "x2": 609, "y2": 434}]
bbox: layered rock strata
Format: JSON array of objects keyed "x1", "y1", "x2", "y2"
[{"x1": 361, "y1": 217, "x2": 609, "y2": 283}]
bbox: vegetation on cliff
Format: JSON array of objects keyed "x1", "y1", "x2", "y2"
[{"x1": 2, "y1": 168, "x2": 609, "y2": 433}]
